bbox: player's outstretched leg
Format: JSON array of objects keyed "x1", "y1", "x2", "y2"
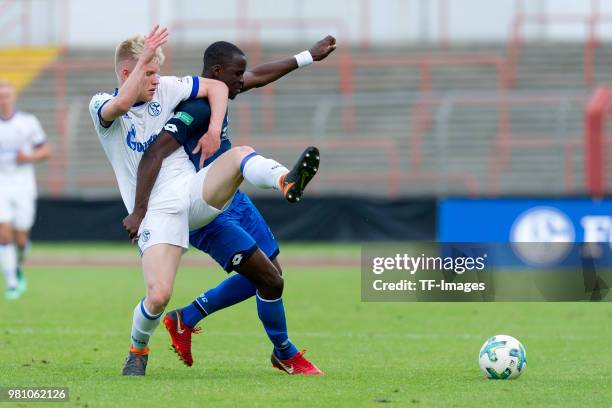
[
  {"x1": 200, "y1": 145, "x2": 320, "y2": 212},
  {"x1": 279, "y1": 146, "x2": 319, "y2": 203}
]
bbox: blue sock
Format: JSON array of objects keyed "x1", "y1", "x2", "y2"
[
  {"x1": 256, "y1": 292, "x2": 298, "y2": 360},
  {"x1": 181, "y1": 273, "x2": 256, "y2": 328}
]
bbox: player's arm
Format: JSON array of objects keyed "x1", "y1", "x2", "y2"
[
  {"x1": 122, "y1": 130, "x2": 181, "y2": 240},
  {"x1": 191, "y1": 78, "x2": 228, "y2": 165},
  {"x1": 123, "y1": 101, "x2": 207, "y2": 239},
  {"x1": 242, "y1": 35, "x2": 336, "y2": 92},
  {"x1": 100, "y1": 25, "x2": 169, "y2": 126},
  {"x1": 18, "y1": 116, "x2": 50, "y2": 163},
  {"x1": 16, "y1": 143, "x2": 50, "y2": 163}
]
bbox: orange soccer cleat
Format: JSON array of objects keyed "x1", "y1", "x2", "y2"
[{"x1": 279, "y1": 146, "x2": 319, "y2": 203}]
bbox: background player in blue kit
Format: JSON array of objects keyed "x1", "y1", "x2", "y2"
[{"x1": 123, "y1": 36, "x2": 336, "y2": 375}]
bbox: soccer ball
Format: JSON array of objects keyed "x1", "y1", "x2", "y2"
[{"x1": 478, "y1": 335, "x2": 526, "y2": 379}]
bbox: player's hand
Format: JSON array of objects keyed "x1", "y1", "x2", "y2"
[
  {"x1": 15, "y1": 151, "x2": 31, "y2": 163},
  {"x1": 192, "y1": 126, "x2": 221, "y2": 169},
  {"x1": 140, "y1": 25, "x2": 169, "y2": 65},
  {"x1": 309, "y1": 35, "x2": 337, "y2": 61},
  {"x1": 122, "y1": 211, "x2": 145, "y2": 244}
]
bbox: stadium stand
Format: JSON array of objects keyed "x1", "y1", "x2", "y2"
[{"x1": 13, "y1": 41, "x2": 607, "y2": 198}]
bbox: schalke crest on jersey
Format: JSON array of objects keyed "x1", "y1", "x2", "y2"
[{"x1": 148, "y1": 101, "x2": 162, "y2": 117}]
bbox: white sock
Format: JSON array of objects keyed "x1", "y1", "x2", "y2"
[
  {"x1": 130, "y1": 299, "x2": 162, "y2": 350},
  {"x1": 241, "y1": 153, "x2": 288, "y2": 191},
  {"x1": 0, "y1": 243, "x2": 18, "y2": 289}
]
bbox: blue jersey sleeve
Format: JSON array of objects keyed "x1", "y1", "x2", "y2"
[
  {"x1": 160, "y1": 98, "x2": 231, "y2": 170},
  {"x1": 163, "y1": 99, "x2": 212, "y2": 147}
]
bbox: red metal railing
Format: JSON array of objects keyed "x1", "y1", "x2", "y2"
[
  {"x1": 585, "y1": 87, "x2": 611, "y2": 197},
  {"x1": 403, "y1": 93, "x2": 584, "y2": 196},
  {"x1": 35, "y1": 0, "x2": 600, "y2": 197},
  {"x1": 482, "y1": 94, "x2": 584, "y2": 195},
  {"x1": 42, "y1": 49, "x2": 583, "y2": 197},
  {"x1": 46, "y1": 58, "x2": 115, "y2": 196},
  {"x1": 508, "y1": 0, "x2": 612, "y2": 88}
]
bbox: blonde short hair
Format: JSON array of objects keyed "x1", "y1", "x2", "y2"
[{"x1": 114, "y1": 34, "x2": 165, "y2": 73}]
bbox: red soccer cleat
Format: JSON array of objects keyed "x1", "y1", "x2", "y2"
[
  {"x1": 163, "y1": 309, "x2": 200, "y2": 367},
  {"x1": 271, "y1": 350, "x2": 324, "y2": 375}
]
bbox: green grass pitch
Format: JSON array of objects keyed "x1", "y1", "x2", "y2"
[{"x1": 1, "y1": 243, "x2": 611, "y2": 407}]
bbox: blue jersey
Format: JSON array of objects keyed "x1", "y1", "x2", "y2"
[
  {"x1": 163, "y1": 98, "x2": 279, "y2": 271},
  {"x1": 165, "y1": 98, "x2": 232, "y2": 170}
]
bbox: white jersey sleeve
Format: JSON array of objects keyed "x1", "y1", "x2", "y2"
[
  {"x1": 88, "y1": 92, "x2": 117, "y2": 137},
  {"x1": 159, "y1": 76, "x2": 199, "y2": 109},
  {"x1": 27, "y1": 114, "x2": 47, "y2": 146}
]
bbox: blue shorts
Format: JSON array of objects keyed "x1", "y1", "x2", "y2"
[{"x1": 189, "y1": 190, "x2": 279, "y2": 272}]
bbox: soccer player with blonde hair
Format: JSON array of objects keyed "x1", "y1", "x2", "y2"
[
  {"x1": 90, "y1": 25, "x2": 320, "y2": 376},
  {"x1": 90, "y1": 25, "x2": 229, "y2": 375},
  {"x1": 123, "y1": 38, "x2": 334, "y2": 375}
]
